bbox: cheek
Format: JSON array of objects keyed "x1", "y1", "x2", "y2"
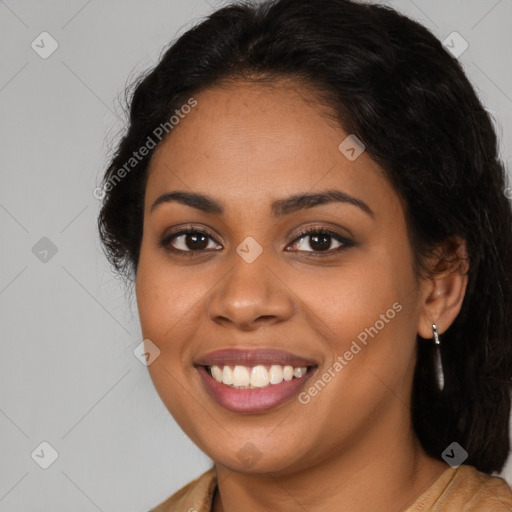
[
  {"x1": 135, "y1": 250, "x2": 213, "y2": 441},
  {"x1": 298, "y1": 246, "x2": 419, "y2": 387},
  {"x1": 136, "y1": 246, "x2": 205, "y2": 343},
  {"x1": 300, "y1": 255, "x2": 412, "y2": 336}
]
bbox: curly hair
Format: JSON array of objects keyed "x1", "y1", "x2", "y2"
[{"x1": 97, "y1": 0, "x2": 512, "y2": 473}]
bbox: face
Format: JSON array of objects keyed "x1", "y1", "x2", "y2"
[{"x1": 136, "y1": 80, "x2": 425, "y2": 475}]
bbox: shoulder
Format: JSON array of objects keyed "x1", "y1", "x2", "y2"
[
  {"x1": 455, "y1": 465, "x2": 512, "y2": 511},
  {"x1": 148, "y1": 467, "x2": 217, "y2": 512},
  {"x1": 408, "y1": 464, "x2": 512, "y2": 511}
]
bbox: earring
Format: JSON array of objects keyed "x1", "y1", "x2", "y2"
[{"x1": 432, "y1": 324, "x2": 444, "y2": 391}]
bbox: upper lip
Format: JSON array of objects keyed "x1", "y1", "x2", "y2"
[{"x1": 194, "y1": 348, "x2": 318, "y2": 368}]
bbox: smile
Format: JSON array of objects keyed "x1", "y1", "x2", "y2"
[
  {"x1": 206, "y1": 364, "x2": 308, "y2": 389},
  {"x1": 195, "y1": 349, "x2": 318, "y2": 413}
]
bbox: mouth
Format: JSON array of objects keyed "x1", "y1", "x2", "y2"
[{"x1": 195, "y1": 349, "x2": 318, "y2": 413}]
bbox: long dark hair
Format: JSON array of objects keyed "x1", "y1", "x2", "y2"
[{"x1": 97, "y1": 0, "x2": 512, "y2": 473}]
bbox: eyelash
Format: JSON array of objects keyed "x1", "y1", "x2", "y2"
[{"x1": 159, "y1": 225, "x2": 354, "y2": 257}]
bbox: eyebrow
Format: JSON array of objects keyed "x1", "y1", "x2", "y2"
[{"x1": 150, "y1": 189, "x2": 374, "y2": 218}]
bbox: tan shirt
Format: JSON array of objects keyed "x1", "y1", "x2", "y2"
[{"x1": 148, "y1": 464, "x2": 512, "y2": 511}]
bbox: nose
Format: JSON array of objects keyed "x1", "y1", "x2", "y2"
[{"x1": 206, "y1": 256, "x2": 295, "y2": 331}]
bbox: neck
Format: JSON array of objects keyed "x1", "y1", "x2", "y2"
[{"x1": 212, "y1": 406, "x2": 448, "y2": 512}]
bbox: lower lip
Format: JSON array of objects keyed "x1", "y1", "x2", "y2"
[{"x1": 197, "y1": 366, "x2": 316, "y2": 413}]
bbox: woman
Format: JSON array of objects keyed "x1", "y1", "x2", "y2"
[{"x1": 97, "y1": 0, "x2": 512, "y2": 510}]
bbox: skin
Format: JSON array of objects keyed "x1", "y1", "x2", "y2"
[{"x1": 135, "y1": 79, "x2": 468, "y2": 512}]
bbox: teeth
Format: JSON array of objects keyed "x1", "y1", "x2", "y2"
[
  {"x1": 250, "y1": 365, "x2": 269, "y2": 388},
  {"x1": 211, "y1": 365, "x2": 223, "y2": 382},
  {"x1": 222, "y1": 366, "x2": 233, "y2": 385},
  {"x1": 293, "y1": 367, "x2": 307, "y2": 378},
  {"x1": 269, "y1": 365, "x2": 283, "y2": 384},
  {"x1": 233, "y1": 365, "x2": 250, "y2": 387},
  {"x1": 283, "y1": 365, "x2": 294, "y2": 381},
  {"x1": 209, "y1": 364, "x2": 309, "y2": 389}
]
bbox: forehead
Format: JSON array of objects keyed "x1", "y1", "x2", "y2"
[{"x1": 145, "y1": 80, "x2": 396, "y2": 216}]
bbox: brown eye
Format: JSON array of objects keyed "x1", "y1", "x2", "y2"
[
  {"x1": 182, "y1": 233, "x2": 209, "y2": 250},
  {"x1": 161, "y1": 229, "x2": 222, "y2": 253},
  {"x1": 287, "y1": 228, "x2": 353, "y2": 253}
]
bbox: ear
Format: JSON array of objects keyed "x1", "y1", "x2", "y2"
[{"x1": 417, "y1": 237, "x2": 469, "y2": 339}]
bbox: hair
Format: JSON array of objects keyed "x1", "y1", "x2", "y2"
[{"x1": 97, "y1": 0, "x2": 512, "y2": 473}]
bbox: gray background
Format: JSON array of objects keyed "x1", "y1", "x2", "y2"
[{"x1": 1, "y1": 1, "x2": 511, "y2": 510}]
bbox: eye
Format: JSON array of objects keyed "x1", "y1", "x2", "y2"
[
  {"x1": 287, "y1": 227, "x2": 353, "y2": 254},
  {"x1": 160, "y1": 226, "x2": 353, "y2": 256},
  {"x1": 160, "y1": 227, "x2": 222, "y2": 254}
]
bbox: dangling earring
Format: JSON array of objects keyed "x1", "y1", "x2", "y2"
[{"x1": 432, "y1": 324, "x2": 444, "y2": 391}]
